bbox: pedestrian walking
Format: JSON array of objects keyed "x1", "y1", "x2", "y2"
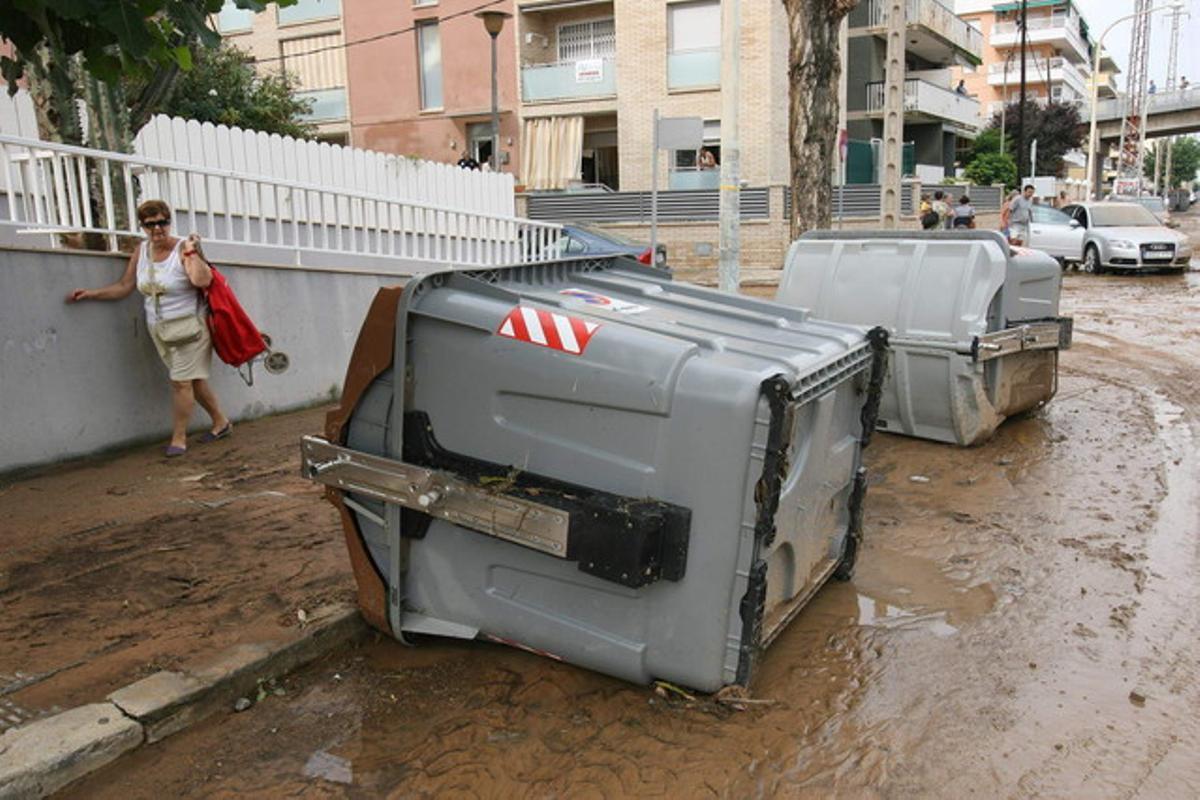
[
  {"x1": 65, "y1": 200, "x2": 231, "y2": 457},
  {"x1": 999, "y1": 189, "x2": 1019, "y2": 240},
  {"x1": 1007, "y1": 184, "x2": 1036, "y2": 246},
  {"x1": 920, "y1": 194, "x2": 939, "y2": 230}
]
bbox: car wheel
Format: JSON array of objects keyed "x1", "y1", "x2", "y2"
[{"x1": 1083, "y1": 244, "x2": 1103, "y2": 275}]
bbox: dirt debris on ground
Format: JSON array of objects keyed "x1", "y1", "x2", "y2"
[{"x1": 19, "y1": 212, "x2": 1200, "y2": 797}]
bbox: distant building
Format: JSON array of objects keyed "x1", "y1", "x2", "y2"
[
  {"x1": 212, "y1": 0, "x2": 351, "y2": 144},
  {"x1": 844, "y1": 0, "x2": 986, "y2": 184}
]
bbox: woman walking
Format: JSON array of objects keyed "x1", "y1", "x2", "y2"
[
  {"x1": 66, "y1": 200, "x2": 231, "y2": 457},
  {"x1": 999, "y1": 189, "x2": 1019, "y2": 241}
]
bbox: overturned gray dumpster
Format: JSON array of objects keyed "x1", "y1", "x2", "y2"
[
  {"x1": 301, "y1": 256, "x2": 887, "y2": 691},
  {"x1": 777, "y1": 231, "x2": 1071, "y2": 446}
]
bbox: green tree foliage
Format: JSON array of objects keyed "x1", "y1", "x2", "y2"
[
  {"x1": 0, "y1": 1, "x2": 293, "y2": 144},
  {"x1": 1143, "y1": 137, "x2": 1200, "y2": 190},
  {"x1": 143, "y1": 44, "x2": 315, "y2": 140},
  {"x1": 969, "y1": 127, "x2": 1013, "y2": 162},
  {"x1": 965, "y1": 151, "x2": 1018, "y2": 190},
  {"x1": 987, "y1": 100, "x2": 1084, "y2": 177}
]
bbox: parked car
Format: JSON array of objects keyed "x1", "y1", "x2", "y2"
[
  {"x1": 1060, "y1": 202, "x2": 1193, "y2": 274},
  {"x1": 1027, "y1": 204, "x2": 1084, "y2": 267},
  {"x1": 551, "y1": 224, "x2": 667, "y2": 267}
]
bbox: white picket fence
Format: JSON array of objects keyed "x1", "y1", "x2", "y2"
[{"x1": 134, "y1": 115, "x2": 517, "y2": 221}]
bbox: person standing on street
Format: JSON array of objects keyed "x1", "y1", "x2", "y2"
[
  {"x1": 65, "y1": 200, "x2": 231, "y2": 457},
  {"x1": 932, "y1": 190, "x2": 952, "y2": 230},
  {"x1": 1007, "y1": 184, "x2": 1036, "y2": 246}
]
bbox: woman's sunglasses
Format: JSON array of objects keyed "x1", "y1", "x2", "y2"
[{"x1": 141, "y1": 218, "x2": 171, "y2": 229}]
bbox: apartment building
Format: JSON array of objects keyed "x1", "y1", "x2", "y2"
[
  {"x1": 213, "y1": 0, "x2": 351, "y2": 143},
  {"x1": 844, "y1": 0, "x2": 985, "y2": 184},
  {"x1": 954, "y1": 0, "x2": 1096, "y2": 124},
  {"x1": 514, "y1": 0, "x2": 791, "y2": 193}
]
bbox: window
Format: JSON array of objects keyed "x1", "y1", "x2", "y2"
[
  {"x1": 278, "y1": 0, "x2": 340, "y2": 26},
  {"x1": 297, "y1": 88, "x2": 348, "y2": 121},
  {"x1": 417, "y1": 22, "x2": 443, "y2": 110},
  {"x1": 558, "y1": 19, "x2": 615, "y2": 61},
  {"x1": 414, "y1": 0, "x2": 437, "y2": 6},
  {"x1": 216, "y1": 1, "x2": 255, "y2": 32},
  {"x1": 668, "y1": 0, "x2": 720, "y2": 53}
]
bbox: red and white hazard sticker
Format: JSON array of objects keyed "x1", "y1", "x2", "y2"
[{"x1": 496, "y1": 306, "x2": 600, "y2": 356}]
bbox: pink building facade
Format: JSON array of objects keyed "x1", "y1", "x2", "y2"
[{"x1": 343, "y1": 0, "x2": 521, "y2": 177}]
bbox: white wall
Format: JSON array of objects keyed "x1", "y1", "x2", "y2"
[{"x1": 0, "y1": 235, "x2": 409, "y2": 473}]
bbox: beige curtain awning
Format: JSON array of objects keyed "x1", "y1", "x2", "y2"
[{"x1": 520, "y1": 116, "x2": 584, "y2": 191}]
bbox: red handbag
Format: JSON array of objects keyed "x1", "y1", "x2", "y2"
[{"x1": 204, "y1": 267, "x2": 267, "y2": 367}]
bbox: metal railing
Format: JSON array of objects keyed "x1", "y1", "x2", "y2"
[
  {"x1": 991, "y1": 14, "x2": 1088, "y2": 59},
  {"x1": 0, "y1": 134, "x2": 561, "y2": 267},
  {"x1": 987, "y1": 56, "x2": 1087, "y2": 92},
  {"x1": 866, "y1": 78, "x2": 981, "y2": 128}
]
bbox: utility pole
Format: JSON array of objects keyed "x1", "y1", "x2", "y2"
[
  {"x1": 879, "y1": 0, "x2": 905, "y2": 229},
  {"x1": 1162, "y1": 4, "x2": 1185, "y2": 197},
  {"x1": 717, "y1": 0, "x2": 741, "y2": 293},
  {"x1": 1116, "y1": 0, "x2": 1152, "y2": 195},
  {"x1": 1016, "y1": 0, "x2": 1028, "y2": 182}
]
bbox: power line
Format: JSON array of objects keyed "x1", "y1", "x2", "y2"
[{"x1": 242, "y1": 0, "x2": 507, "y2": 66}]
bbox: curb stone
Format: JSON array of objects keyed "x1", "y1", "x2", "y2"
[
  {"x1": 0, "y1": 703, "x2": 143, "y2": 799},
  {"x1": 0, "y1": 604, "x2": 366, "y2": 798}
]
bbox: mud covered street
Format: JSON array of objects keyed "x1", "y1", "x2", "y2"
[{"x1": 45, "y1": 248, "x2": 1197, "y2": 798}]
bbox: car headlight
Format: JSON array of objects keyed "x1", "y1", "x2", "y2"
[{"x1": 1108, "y1": 239, "x2": 1135, "y2": 249}]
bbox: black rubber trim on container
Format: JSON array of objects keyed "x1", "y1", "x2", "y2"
[
  {"x1": 734, "y1": 374, "x2": 792, "y2": 686},
  {"x1": 401, "y1": 411, "x2": 691, "y2": 588},
  {"x1": 836, "y1": 326, "x2": 890, "y2": 580}
]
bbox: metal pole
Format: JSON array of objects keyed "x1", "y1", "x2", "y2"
[
  {"x1": 1016, "y1": 0, "x2": 1027, "y2": 182},
  {"x1": 717, "y1": 0, "x2": 741, "y2": 293},
  {"x1": 1085, "y1": 39, "x2": 1103, "y2": 199},
  {"x1": 1030, "y1": 138, "x2": 1037, "y2": 180},
  {"x1": 650, "y1": 108, "x2": 659, "y2": 261},
  {"x1": 489, "y1": 32, "x2": 500, "y2": 171}
]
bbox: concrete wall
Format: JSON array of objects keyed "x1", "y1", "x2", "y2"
[{"x1": 0, "y1": 240, "x2": 408, "y2": 473}]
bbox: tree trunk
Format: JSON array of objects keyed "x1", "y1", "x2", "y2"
[{"x1": 783, "y1": 0, "x2": 857, "y2": 238}]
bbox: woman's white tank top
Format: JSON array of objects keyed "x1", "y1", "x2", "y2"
[{"x1": 136, "y1": 240, "x2": 198, "y2": 324}]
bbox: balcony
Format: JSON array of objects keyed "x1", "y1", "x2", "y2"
[
  {"x1": 990, "y1": 15, "x2": 1089, "y2": 63},
  {"x1": 866, "y1": 78, "x2": 981, "y2": 131},
  {"x1": 668, "y1": 168, "x2": 721, "y2": 190},
  {"x1": 860, "y1": 0, "x2": 983, "y2": 66},
  {"x1": 986, "y1": 56, "x2": 1088, "y2": 96},
  {"x1": 667, "y1": 48, "x2": 720, "y2": 91},
  {"x1": 1094, "y1": 73, "x2": 1118, "y2": 99},
  {"x1": 521, "y1": 58, "x2": 616, "y2": 103}
]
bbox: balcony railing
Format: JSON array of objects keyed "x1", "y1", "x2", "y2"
[
  {"x1": 668, "y1": 168, "x2": 720, "y2": 190},
  {"x1": 991, "y1": 14, "x2": 1088, "y2": 61},
  {"x1": 987, "y1": 56, "x2": 1087, "y2": 93},
  {"x1": 866, "y1": 0, "x2": 983, "y2": 59},
  {"x1": 866, "y1": 78, "x2": 981, "y2": 129},
  {"x1": 667, "y1": 48, "x2": 720, "y2": 90},
  {"x1": 520, "y1": 57, "x2": 616, "y2": 103}
]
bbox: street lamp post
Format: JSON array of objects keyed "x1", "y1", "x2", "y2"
[
  {"x1": 475, "y1": 10, "x2": 512, "y2": 172},
  {"x1": 1084, "y1": 1, "x2": 1182, "y2": 200}
]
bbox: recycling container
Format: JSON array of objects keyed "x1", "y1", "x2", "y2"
[
  {"x1": 301, "y1": 255, "x2": 887, "y2": 691},
  {"x1": 777, "y1": 230, "x2": 1072, "y2": 446}
]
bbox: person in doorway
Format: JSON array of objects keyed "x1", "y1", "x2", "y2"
[
  {"x1": 456, "y1": 150, "x2": 480, "y2": 170},
  {"x1": 955, "y1": 79, "x2": 969, "y2": 96},
  {"x1": 65, "y1": 200, "x2": 231, "y2": 457},
  {"x1": 932, "y1": 190, "x2": 952, "y2": 229},
  {"x1": 697, "y1": 147, "x2": 718, "y2": 170},
  {"x1": 953, "y1": 195, "x2": 976, "y2": 228},
  {"x1": 1007, "y1": 184, "x2": 1036, "y2": 246}
]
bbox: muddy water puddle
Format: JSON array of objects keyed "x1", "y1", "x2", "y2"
[{"x1": 67, "y1": 277, "x2": 1200, "y2": 799}]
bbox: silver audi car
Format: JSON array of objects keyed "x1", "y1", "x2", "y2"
[{"x1": 1058, "y1": 201, "x2": 1192, "y2": 274}]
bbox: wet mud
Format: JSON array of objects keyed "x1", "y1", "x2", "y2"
[
  {"x1": 53, "y1": 250, "x2": 1200, "y2": 797},
  {"x1": 0, "y1": 409, "x2": 352, "y2": 730}
]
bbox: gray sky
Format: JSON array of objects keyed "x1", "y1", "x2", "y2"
[{"x1": 1075, "y1": 0, "x2": 1198, "y2": 90}]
